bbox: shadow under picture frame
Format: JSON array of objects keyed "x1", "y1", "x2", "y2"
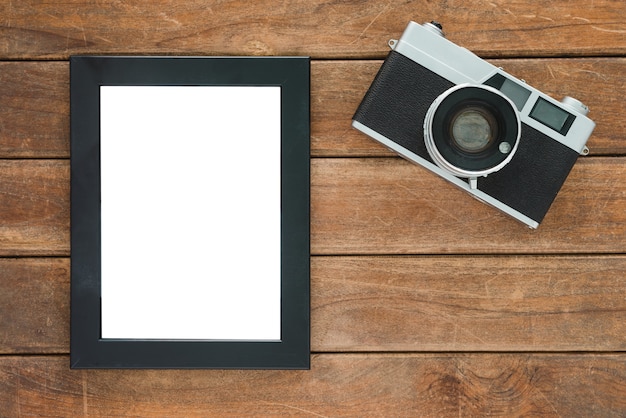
[{"x1": 70, "y1": 56, "x2": 310, "y2": 369}]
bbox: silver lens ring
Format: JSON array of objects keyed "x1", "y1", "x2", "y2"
[{"x1": 423, "y1": 84, "x2": 521, "y2": 178}]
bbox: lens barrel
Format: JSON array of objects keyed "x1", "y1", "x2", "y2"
[{"x1": 423, "y1": 84, "x2": 521, "y2": 179}]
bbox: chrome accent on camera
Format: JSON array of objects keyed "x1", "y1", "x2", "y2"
[
  {"x1": 423, "y1": 21, "x2": 445, "y2": 37},
  {"x1": 561, "y1": 96, "x2": 589, "y2": 116}
]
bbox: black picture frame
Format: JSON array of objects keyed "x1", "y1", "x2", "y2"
[{"x1": 70, "y1": 56, "x2": 310, "y2": 369}]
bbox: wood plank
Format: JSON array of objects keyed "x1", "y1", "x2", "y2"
[
  {"x1": 0, "y1": 62, "x2": 68, "y2": 158},
  {"x1": 313, "y1": 58, "x2": 626, "y2": 157},
  {"x1": 0, "y1": 157, "x2": 624, "y2": 256},
  {"x1": 0, "y1": 258, "x2": 69, "y2": 353},
  {"x1": 1, "y1": 355, "x2": 625, "y2": 416},
  {"x1": 311, "y1": 157, "x2": 626, "y2": 254},
  {"x1": 0, "y1": 160, "x2": 69, "y2": 256},
  {"x1": 0, "y1": 0, "x2": 625, "y2": 59},
  {"x1": 312, "y1": 255, "x2": 626, "y2": 352},
  {"x1": 3, "y1": 256, "x2": 625, "y2": 354},
  {"x1": 0, "y1": 58, "x2": 624, "y2": 158}
]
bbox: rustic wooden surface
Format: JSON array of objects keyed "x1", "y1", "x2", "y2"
[
  {"x1": 2, "y1": 355, "x2": 626, "y2": 417},
  {"x1": 1, "y1": 0, "x2": 625, "y2": 416}
]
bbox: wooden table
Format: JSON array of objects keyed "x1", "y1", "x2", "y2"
[{"x1": 1, "y1": 1, "x2": 625, "y2": 415}]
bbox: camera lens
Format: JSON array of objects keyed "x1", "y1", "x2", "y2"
[
  {"x1": 449, "y1": 106, "x2": 498, "y2": 153},
  {"x1": 423, "y1": 84, "x2": 521, "y2": 179}
]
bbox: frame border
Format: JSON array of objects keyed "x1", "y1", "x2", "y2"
[{"x1": 70, "y1": 56, "x2": 310, "y2": 369}]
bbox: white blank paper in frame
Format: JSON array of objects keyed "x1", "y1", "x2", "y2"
[{"x1": 100, "y1": 86, "x2": 282, "y2": 340}]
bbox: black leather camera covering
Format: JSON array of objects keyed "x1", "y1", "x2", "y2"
[
  {"x1": 354, "y1": 51, "x2": 453, "y2": 160},
  {"x1": 353, "y1": 51, "x2": 580, "y2": 223}
]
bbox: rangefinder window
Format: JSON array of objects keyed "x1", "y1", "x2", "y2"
[
  {"x1": 530, "y1": 97, "x2": 575, "y2": 135},
  {"x1": 483, "y1": 74, "x2": 531, "y2": 111}
]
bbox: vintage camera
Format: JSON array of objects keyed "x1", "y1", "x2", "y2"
[{"x1": 352, "y1": 21, "x2": 595, "y2": 228}]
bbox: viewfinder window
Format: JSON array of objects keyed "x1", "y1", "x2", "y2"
[{"x1": 530, "y1": 97, "x2": 575, "y2": 135}]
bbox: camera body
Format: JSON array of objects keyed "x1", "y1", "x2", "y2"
[{"x1": 352, "y1": 21, "x2": 595, "y2": 228}]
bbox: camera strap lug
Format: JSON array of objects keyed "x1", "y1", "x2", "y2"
[
  {"x1": 581, "y1": 146, "x2": 590, "y2": 156},
  {"x1": 388, "y1": 39, "x2": 398, "y2": 49}
]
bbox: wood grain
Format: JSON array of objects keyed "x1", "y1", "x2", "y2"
[
  {"x1": 312, "y1": 256, "x2": 626, "y2": 352},
  {"x1": 1, "y1": 355, "x2": 625, "y2": 416},
  {"x1": 3, "y1": 256, "x2": 626, "y2": 354},
  {"x1": 0, "y1": 160, "x2": 69, "y2": 256},
  {"x1": 0, "y1": 62, "x2": 69, "y2": 158},
  {"x1": 0, "y1": 258, "x2": 69, "y2": 354},
  {"x1": 0, "y1": 0, "x2": 625, "y2": 59},
  {"x1": 311, "y1": 157, "x2": 626, "y2": 254}
]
